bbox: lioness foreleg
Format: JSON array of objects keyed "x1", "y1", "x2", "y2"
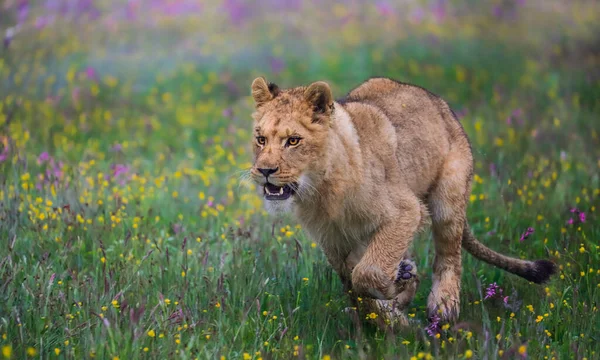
[{"x1": 351, "y1": 197, "x2": 421, "y2": 300}]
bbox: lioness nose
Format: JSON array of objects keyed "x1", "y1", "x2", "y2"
[{"x1": 258, "y1": 167, "x2": 278, "y2": 177}]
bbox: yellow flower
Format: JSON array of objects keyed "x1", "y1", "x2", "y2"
[
  {"x1": 143, "y1": 347, "x2": 149, "y2": 352},
  {"x1": 322, "y1": 356, "x2": 331, "y2": 360},
  {"x1": 27, "y1": 347, "x2": 37, "y2": 356},
  {"x1": 367, "y1": 312, "x2": 378, "y2": 319},
  {"x1": 2, "y1": 345, "x2": 12, "y2": 359},
  {"x1": 215, "y1": 302, "x2": 221, "y2": 308},
  {"x1": 243, "y1": 353, "x2": 251, "y2": 360},
  {"x1": 465, "y1": 350, "x2": 473, "y2": 359},
  {"x1": 148, "y1": 330, "x2": 156, "y2": 338},
  {"x1": 518, "y1": 345, "x2": 527, "y2": 355},
  {"x1": 54, "y1": 348, "x2": 61, "y2": 356}
]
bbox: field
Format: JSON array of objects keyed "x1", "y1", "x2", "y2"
[{"x1": 1, "y1": 1, "x2": 599, "y2": 359}]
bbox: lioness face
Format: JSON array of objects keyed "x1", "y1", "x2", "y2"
[{"x1": 249, "y1": 78, "x2": 333, "y2": 212}]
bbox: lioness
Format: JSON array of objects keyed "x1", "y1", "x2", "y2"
[{"x1": 248, "y1": 76, "x2": 556, "y2": 324}]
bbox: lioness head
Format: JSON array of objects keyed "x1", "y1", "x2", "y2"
[{"x1": 249, "y1": 77, "x2": 334, "y2": 212}]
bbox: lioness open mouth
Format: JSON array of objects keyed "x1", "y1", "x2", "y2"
[{"x1": 264, "y1": 182, "x2": 297, "y2": 201}]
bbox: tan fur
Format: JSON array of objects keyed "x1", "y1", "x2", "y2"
[{"x1": 248, "y1": 77, "x2": 556, "y2": 323}]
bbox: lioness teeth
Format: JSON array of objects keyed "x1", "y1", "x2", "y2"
[{"x1": 279, "y1": 187, "x2": 283, "y2": 195}]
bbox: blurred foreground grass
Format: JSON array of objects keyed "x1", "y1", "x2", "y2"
[{"x1": 1, "y1": 1, "x2": 599, "y2": 359}]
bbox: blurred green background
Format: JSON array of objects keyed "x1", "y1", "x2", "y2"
[{"x1": 1, "y1": 1, "x2": 599, "y2": 359}]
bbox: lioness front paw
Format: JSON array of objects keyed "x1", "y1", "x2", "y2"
[{"x1": 395, "y1": 259, "x2": 417, "y2": 287}]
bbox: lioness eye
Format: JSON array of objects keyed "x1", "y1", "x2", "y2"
[
  {"x1": 256, "y1": 136, "x2": 266, "y2": 145},
  {"x1": 286, "y1": 137, "x2": 301, "y2": 147}
]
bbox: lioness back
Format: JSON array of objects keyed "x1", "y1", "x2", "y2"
[{"x1": 339, "y1": 77, "x2": 470, "y2": 197}]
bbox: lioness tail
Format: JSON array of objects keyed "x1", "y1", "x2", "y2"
[{"x1": 462, "y1": 222, "x2": 556, "y2": 284}]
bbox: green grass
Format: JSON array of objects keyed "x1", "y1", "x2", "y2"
[{"x1": 1, "y1": 1, "x2": 599, "y2": 359}]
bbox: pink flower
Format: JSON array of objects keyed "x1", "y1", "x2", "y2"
[{"x1": 519, "y1": 227, "x2": 534, "y2": 242}]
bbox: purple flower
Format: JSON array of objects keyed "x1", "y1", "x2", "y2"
[
  {"x1": 112, "y1": 164, "x2": 129, "y2": 178},
  {"x1": 519, "y1": 227, "x2": 534, "y2": 242},
  {"x1": 569, "y1": 208, "x2": 587, "y2": 224},
  {"x1": 269, "y1": 57, "x2": 285, "y2": 74},
  {"x1": 85, "y1": 66, "x2": 97, "y2": 80},
  {"x1": 376, "y1": 1, "x2": 394, "y2": 16},
  {"x1": 484, "y1": 282, "x2": 501, "y2": 299},
  {"x1": 222, "y1": 108, "x2": 233, "y2": 118},
  {"x1": 173, "y1": 223, "x2": 183, "y2": 234},
  {"x1": 426, "y1": 314, "x2": 440, "y2": 336},
  {"x1": 38, "y1": 152, "x2": 50, "y2": 163},
  {"x1": 111, "y1": 143, "x2": 122, "y2": 152}
]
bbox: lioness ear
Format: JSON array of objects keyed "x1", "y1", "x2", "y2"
[
  {"x1": 304, "y1": 81, "x2": 333, "y2": 115},
  {"x1": 251, "y1": 77, "x2": 279, "y2": 107}
]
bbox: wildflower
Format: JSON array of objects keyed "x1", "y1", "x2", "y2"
[
  {"x1": 148, "y1": 330, "x2": 156, "y2": 337},
  {"x1": 465, "y1": 350, "x2": 473, "y2": 359},
  {"x1": 520, "y1": 227, "x2": 534, "y2": 242},
  {"x1": 2, "y1": 345, "x2": 12, "y2": 358},
  {"x1": 484, "y1": 282, "x2": 501, "y2": 299},
  {"x1": 27, "y1": 347, "x2": 37, "y2": 356},
  {"x1": 518, "y1": 345, "x2": 527, "y2": 356},
  {"x1": 426, "y1": 315, "x2": 440, "y2": 336}
]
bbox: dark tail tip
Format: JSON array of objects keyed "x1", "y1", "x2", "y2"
[{"x1": 521, "y1": 260, "x2": 557, "y2": 284}]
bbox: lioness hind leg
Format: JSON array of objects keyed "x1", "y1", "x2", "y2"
[{"x1": 427, "y1": 144, "x2": 472, "y2": 322}]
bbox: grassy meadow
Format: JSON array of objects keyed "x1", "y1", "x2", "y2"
[{"x1": 1, "y1": 1, "x2": 599, "y2": 359}]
